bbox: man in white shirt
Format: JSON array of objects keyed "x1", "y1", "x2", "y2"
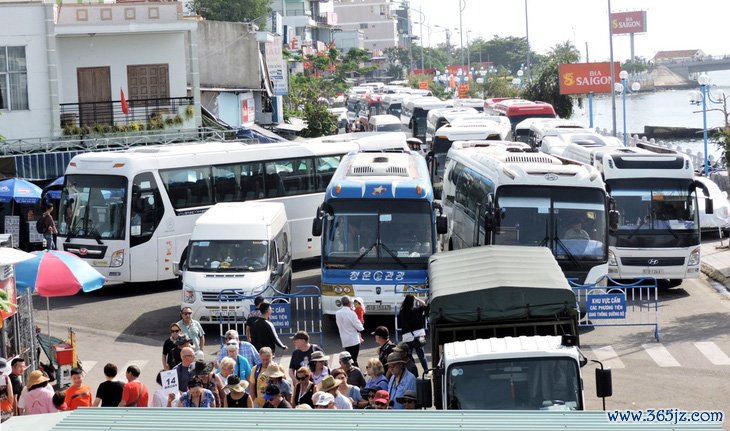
[{"x1": 335, "y1": 296, "x2": 364, "y2": 367}]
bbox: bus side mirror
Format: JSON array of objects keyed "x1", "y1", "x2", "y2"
[
  {"x1": 609, "y1": 210, "x2": 619, "y2": 231},
  {"x1": 705, "y1": 198, "x2": 714, "y2": 215},
  {"x1": 416, "y1": 378, "x2": 433, "y2": 408},
  {"x1": 312, "y1": 218, "x2": 322, "y2": 237},
  {"x1": 173, "y1": 262, "x2": 181, "y2": 276},
  {"x1": 695, "y1": 180, "x2": 714, "y2": 214},
  {"x1": 595, "y1": 368, "x2": 613, "y2": 399},
  {"x1": 273, "y1": 262, "x2": 285, "y2": 277},
  {"x1": 436, "y1": 215, "x2": 448, "y2": 235}
]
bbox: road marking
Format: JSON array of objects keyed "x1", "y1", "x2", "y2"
[
  {"x1": 642, "y1": 343, "x2": 680, "y2": 367},
  {"x1": 694, "y1": 342, "x2": 730, "y2": 365},
  {"x1": 590, "y1": 346, "x2": 625, "y2": 369},
  {"x1": 80, "y1": 360, "x2": 98, "y2": 374},
  {"x1": 120, "y1": 360, "x2": 149, "y2": 373}
]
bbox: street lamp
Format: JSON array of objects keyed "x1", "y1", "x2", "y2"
[
  {"x1": 618, "y1": 70, "x2": 629, "y2": 146},
  {"x1": 689, "y1": 73, "x2": 729, "y2": 175}
]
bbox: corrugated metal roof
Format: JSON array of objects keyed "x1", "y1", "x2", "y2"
[{"x1": 34, "y1": 408, "x2": 722, "y2": 431}]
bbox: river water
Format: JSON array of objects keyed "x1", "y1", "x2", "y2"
[{"x1": 571, "y1": 70, "x2": 730, "y2": 160}]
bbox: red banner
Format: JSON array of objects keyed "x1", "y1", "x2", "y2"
[
  {"x1": 559, "y1": 62, "x2": 621, "y2": 95},
  {"x1": 458, "y1": 84, "x2": 470, "y2": 98},
  {"x1": 418, "y1": 80, "x2": 428, "y2": 90},
  {"x1": 611, "y1": 11, "x2": 647, "y2": 35}
]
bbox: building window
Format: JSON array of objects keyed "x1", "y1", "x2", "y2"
[
  {"x1": 126, "y1": 64, "x2": 170, "y2": 105},
  {"x1": 0, "y1": 46, "x2": 29, "y2": 111},
  {"x1": 359, "y1": 23, "x2": 368, "y2": 29}
]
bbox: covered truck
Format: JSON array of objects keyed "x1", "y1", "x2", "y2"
[{"x1": 418, "y1": 245, "x2": 611, "y2": 410}]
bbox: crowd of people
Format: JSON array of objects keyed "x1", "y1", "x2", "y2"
[{"x1": 0, "y1": 294, "x2": 428, "y2": 420}]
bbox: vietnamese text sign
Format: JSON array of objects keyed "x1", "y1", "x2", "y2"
[
  {"x1": 265, "y1": 36, "x2": 289, "y2": 96},
  {"x1": 559, "y1": 62, "x2": 621, "y2": 95},
  {"x1": 160, "y1": 369, "x2": 179, "y2": 396},
  {"x1": 419, "y1": 80, "x2": 428, "y2": 90},
  {"x1": 250, "y1": 303, "x2": 291, "y2": 329},
  {"x1": 611, "y1": 11, "x2": 647, "y2": 35},
  {"x1": 4, "y1": 216, "x2": 18, "y2": 247},
  {"x1": 587, "y1": 294, "x2": 626, "y2": 319},
  {"x1": 458, "y1": 84, "x2": 470, "y2": 98}
]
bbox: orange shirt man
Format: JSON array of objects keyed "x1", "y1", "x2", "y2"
[
  {"x1": 64, "y1": 368, "x2": 92, "y2": 410},
  {"x1": 119, "y1": 365, "x2": 149, "y2": 407}
]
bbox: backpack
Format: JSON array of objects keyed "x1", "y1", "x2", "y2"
[{"x1": 36, "y1": 217, "x2": 46, "y2": 234}]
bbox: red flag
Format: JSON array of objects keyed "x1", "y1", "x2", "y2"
[{"x1": 120, "y1": 87, "x2": 129, "y2": 115}]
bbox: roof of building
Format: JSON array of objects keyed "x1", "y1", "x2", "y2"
[
  {"x1": 3, "y1": 408, "x2": 721, "y2": 431},
  {"x1": 652, "y1": 49, "x2": 702, "y2": 60}
]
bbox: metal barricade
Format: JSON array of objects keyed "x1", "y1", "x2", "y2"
[
  {"x1": 570, "y1": 276, "x2": 660, "y2": 341},
  {"x1": 392, "y1": 286, "x2": 430, "y2": 343},
  {"x1": 215, "y1": 284, "x2": 324, "y2": 349}
]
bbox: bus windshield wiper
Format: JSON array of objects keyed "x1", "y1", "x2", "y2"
[
  {"x1": 555, "y1": 237, "x2": 580, "y2": 267},
  {"x1": 654, "y1": 222, "x2": 679, "y2": 239},
  {"x1": 627, "y1": 216, "x2": 648, "y2": 239},
  {"x1": 379, "y1": 242, "x2": 408, "y2": 269},
  {"x1": 349, "y1": 241, "x2": 378, "y2": 268}
]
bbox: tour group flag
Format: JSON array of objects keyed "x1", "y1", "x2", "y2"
[{"x1": 120, "y1": 87, "x2": 129, "y2": 115}]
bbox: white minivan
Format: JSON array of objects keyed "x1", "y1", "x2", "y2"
[
  {"x1": 367, "y1": 114, "x2": 402, "y2": 132},
  {"x1": 180, "y1": 202, "x2": 292, "y2": 323}
]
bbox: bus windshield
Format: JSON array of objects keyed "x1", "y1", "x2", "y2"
[
  {"x1": 447, "y1": 357, "x2": 582, "y2": 410},
  {"x1": 495, "y1": 187, "x2": 606, "y2": 260},
  {"x1": 323, "y1": 200, "x2": 433, "y2": 268},
  {"x1": 59, "y1": 175, "x2": 127, "y2": 240},
  {"x1": 609, "y1": 178, "x2": 699, "y2": 248},
  {"x1": 186, "y1": 240, "x2": 268, "y2": 272}
]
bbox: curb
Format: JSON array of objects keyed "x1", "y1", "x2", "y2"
[{"x1": 701, "y1": 262, "x2": 730, "y2": 291}]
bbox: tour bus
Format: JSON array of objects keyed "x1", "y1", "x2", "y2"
[
  {"x1": 483, "y1": 97, "x2": 513, "y2": 114},
  {"x1": 379, "y1": 94, "x2": 407, "y2": 118},
  {"x1": 440, "y1": 140, "x2": 609, "y2": 285},
  {"x1": 513, "y1": 118, "x2": 585, "y2": 147},
  {"x1": 401, "y1": 96, "x2": 452, "y2": 144},
  {"x1": 367, "y1": 115, "x2": 402, "y2": 132},
  {"x1": 540, "y1": 131, "x2": 622, "y2": 157},
  {"x1": 428, "y1": 117, "x2": 508, "y2": 198},
  {"x1": 425, "y1": 107, "x2": 478, "y2": 145},
  {"x1": 556, "y1": 142, "x2": 713, "y2": 284},
  {"x1": 453, "y1": 98, "x2": 485, "y2": 112},
  {"x1": 486, "y1": 99, "x2": 557, "y2": 132},
  {"x1": 58, "y1": 135, "x2": 409, "y2": 284},
  {"x1": 312, "y1": 150, "x2": 446, "y2": 315}
]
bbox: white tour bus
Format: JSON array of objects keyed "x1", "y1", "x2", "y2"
[
  {"x1": 425, "y1": 107, "x2": 478, "y2": 146},
  {"x1": 58, "y1": 135, "x2": 408, "y2": 284},
  {"x1": 401, "y1": 96, "x2": 452, "y2": 144},
  {"x1": 513, "y1": 118, "x2": 585, "y2": 148},
  {"x1": 440, "y1": 140, "x2": 609, "y2": 285},
  {"x1": 540, "y1": 130, "x2": 622, "y2": 157},
  {"x1": 556, "y1": 142, "x2": 713, "y2": 284}
]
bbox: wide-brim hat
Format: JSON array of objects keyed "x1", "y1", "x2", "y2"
[
  {"x1": 226, "y1": 380, "x2": 249, "y2": 393},
  {"x1": 175, "y1": 334, "x2": 191, "y2": 346},
  {"x1": 309, "y1": 351, "x2": 329, "y2": 362},
  {"x1": 317, "y1": 375, "x2": 342, "y2": 393},
  {"x1": 396, "y1": 389, "x2": 417, "y2": 403},
  {"x1": 27, "y1": 370, "x2": 49, "y2": 388},
  {"x1": 386, "y1": 351, "x2": 406, "y2": 365},
  {"x1": 262, "y1": 364, "x2": 286, "y2": 378}
]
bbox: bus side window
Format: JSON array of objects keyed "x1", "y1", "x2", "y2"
[{"x1": 131, "y1": 172, "x2": 164, "y2": 247}]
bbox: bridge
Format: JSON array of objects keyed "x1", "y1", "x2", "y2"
[{"x1": 663, "y1": 55, "x2": 730, "y2": 79}]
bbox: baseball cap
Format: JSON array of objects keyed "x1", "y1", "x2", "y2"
[
  {"x1": 373, "y1": 390, "x2": 390, "y2": 404},
  {"x1": 315, "y1": 392, "x2": 335, "y2": 406},
  {"x1": 263, "y1": 384, "x2": 281, "y2": 401}
]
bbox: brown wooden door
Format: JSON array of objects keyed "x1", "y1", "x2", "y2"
[
  {"x1": 127, "y1": 64, "x2": 169, "y2": 104},
  {"x1": 77, "y1": 66, "x2": 112, "y2": 126}
]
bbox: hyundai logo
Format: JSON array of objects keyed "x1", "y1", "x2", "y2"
[
  {"x1": 79, "y1": 248, "x2": 88, "y2": 256},
  {"x1": 376, "y1": 286, "x2": 381, "y2": 295},
  {"x1": 544, "y1": 173, "x2": 559, "y2": 181},
  {"x1": 648, "y1": 259, "x2": 659, "y2": 266}
]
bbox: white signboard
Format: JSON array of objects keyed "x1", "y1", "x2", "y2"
[
  {"x1": 265, "y1": 36, "x2": 289, "y2": 96},
  {"x1": 28, "y1": 221, "x2": 43, "y2": 244},
  {"x1": 4, "y1": 216, "x2": 19, "y2": 247},
  {"x1": 160, "y1": 369, "x2": 179, "y2": 396}
]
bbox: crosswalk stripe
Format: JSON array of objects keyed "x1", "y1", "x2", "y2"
[
  {"x1": 81, "y1": 360, "x2": 98, "y2": 374},
  {"x1": 694, "y1": 342, "x2": 730, "y2": 365},
  {"x1": 642, "y1": 343, "x2": 680, "y2": 367},
  {"x1": 590, "y1": 346, "x2": 625, "y2": 369}
]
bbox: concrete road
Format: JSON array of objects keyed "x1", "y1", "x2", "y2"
[{"x1": 33, "y1": 260, "x2": 730, "y2": 413}]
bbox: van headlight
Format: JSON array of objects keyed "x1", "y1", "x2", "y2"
[
  {"x1": 252, "y1": 284, "x2": 267, "y2": 295},
  {"x1": 110, "y1": 250, "x2": 124, "y2": 268},
  {"x1": 182, "y1": 286, "x2": 195, "y2": 303},
  {"x1": 688, "y1": 248, "x2": 701, "y2": 266},
  {"x1": 608, "y1": 250, "x2": 617, "y2": 266}
]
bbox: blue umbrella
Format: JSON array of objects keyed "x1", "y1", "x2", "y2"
[
  {"x1": 0, "y1": 178, "x2": 42, "y2": 204},
  {"x1": 43, "y1": 176, "x2": 64, "y2": 200}
]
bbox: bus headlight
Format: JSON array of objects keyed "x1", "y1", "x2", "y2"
[
  {"x1": 321, "y1": 284, "x2": 353, "y2": 296},
  {"x1": 688, "y1": 248, "x2": 701, "y2": 266},
  {"x1": 110, "y1": 250, "x2": 124, "y2": 268},
  {"x1": 608, "y1": 250, "x2": 617, "y2": 266},
  {"x1": 182, "y1": 286, "x2": 195, "y2": 303}
]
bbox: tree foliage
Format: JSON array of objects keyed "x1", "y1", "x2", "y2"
[
  {"x1": 191, "y1": 0, "x2": 270, "y2": 27},
  {"x1": 469, "y1": 36, "x2": 531, "y2": 73},
  {"x1": 522, "y1": 40, "x2": 581, "y2": 118},
  {"x1": 622, "y1": 56, "x2": 648, "y2": 74}
]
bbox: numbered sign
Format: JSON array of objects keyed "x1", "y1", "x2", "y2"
[{"x1": 160, "y1": 369, "x2": 179, "y2": 396}]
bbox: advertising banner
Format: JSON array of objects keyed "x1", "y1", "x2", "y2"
[
  {"x1": 265, "y1": 36, "x2": 289, "y2": 96},
  {"x1": 559, "y1": 62, "x2": 621, "y2": 95},
  {"x1": 611, "y1": 11, "x2": 647, "y2": 35}
]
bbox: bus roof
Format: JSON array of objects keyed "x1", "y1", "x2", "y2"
[
  {"x1": 326, "y1": 151, "x2": 432, "y2": 200},
  {"x1": 435, "y1": 119, "x2": 505, "y2": 141},
  {"x1": 447, "y1": 141, "x2": 603, "y2": 188},
  {"x1": 426, "y1": 107, "x2": 478, "y2": 126},
  {"x1": 305, "y1": 132, "x2": 409, "y2": 152}
]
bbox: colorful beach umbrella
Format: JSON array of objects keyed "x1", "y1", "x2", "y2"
[
  {"x1": 0, "y1": 178, "x2": 42, "y2": 204},
  {"x1": 15, "y1": 250, "x2": 105, "y2": 297}
]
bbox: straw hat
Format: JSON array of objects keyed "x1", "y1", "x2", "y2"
[
  {"x1": 317, "y1": 375, "x2": 342, "y2": 393},
  {"x1": 27, "y1": 370, "x2": 50, "y2": 389},
  {"x1": 309, "y1": 351, "x2": 329, "y2": 362},
  {"x1": 262, "y1": 364, "x2": 286, "y2": 379},
  {"x1": 226, "y1": 379, "x2": 249, "y2": 394}
]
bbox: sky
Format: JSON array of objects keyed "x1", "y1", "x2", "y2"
[{"x1": 405, "y1": 0, "x2": 729, "y2": 63}]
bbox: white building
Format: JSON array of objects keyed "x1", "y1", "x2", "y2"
[
  {"x1": 270, "y1": 0, "x2": 338, "y2": 52},
  {"x1": 0, "y1": 0, "x2": 200, "y2": 143},
  {"x1": 333, "y1": 0, "x2": 402, "y2": 52}
]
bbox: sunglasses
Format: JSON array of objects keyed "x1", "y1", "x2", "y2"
[
  {"x1": 182, "y1": 312, "x2": 192, "y2": 315},
  {"x1": 171, "y1": 329, "x2": 180, "y2": 333},
  {"x1": 296, "y1": 375, "x2": 307, "y2": 380}
]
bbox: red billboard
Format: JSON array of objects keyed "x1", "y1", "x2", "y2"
[
  {"x1": 611, "y1": 11, "x2": 647, "y2": 34},
  {"x1": 559, "y1": 62, "x2": 621, "y2": 95}
]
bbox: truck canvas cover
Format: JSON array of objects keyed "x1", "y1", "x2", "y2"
[{"x1": 428, "y1": 246, "x2": 577, "y2": 323}]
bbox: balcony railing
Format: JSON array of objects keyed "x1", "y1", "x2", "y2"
[{"x1": 59, "y1": 96, "x2": 194, "y2": 134}]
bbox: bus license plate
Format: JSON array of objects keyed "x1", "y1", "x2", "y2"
[
  {"x1": 366, "y1": 304, "x2": 392, "y2": 312},
  {"x1": 642, "y1": 268, "x2": 664, "y2": 275}
]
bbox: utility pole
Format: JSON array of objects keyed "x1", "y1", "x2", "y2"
[
  {"x1": 524, "y1": 0, "x2": 531, "y2": 83},
  {"x1": 419, "y1": 6, "x2": 424, "y2": 71},
  {"x1": 608, "y1": 0, "x2": 617, "y2": 137},
  {"x1": 459, "y1": 0, "x2": 465, "y2": 69}
]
